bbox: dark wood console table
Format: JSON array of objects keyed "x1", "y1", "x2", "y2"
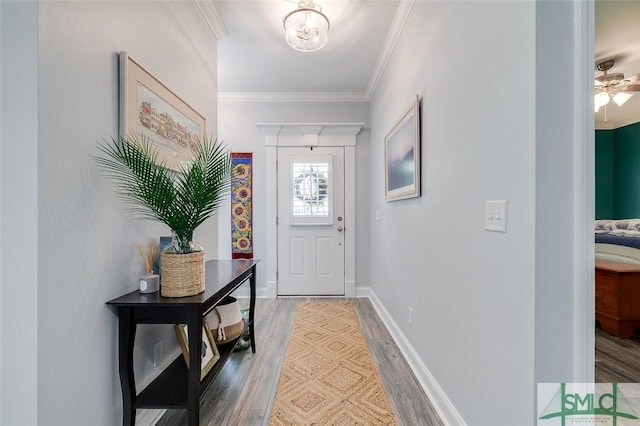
[{"x1": 107, "y1": 259, "x2": 259, "y2": 426}]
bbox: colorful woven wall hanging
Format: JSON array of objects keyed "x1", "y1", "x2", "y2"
[{"x1": 231, "y1": 152, "x2": 253, "y2": 259}]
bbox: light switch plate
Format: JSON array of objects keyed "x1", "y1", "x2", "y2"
[{"x1": 485, "y1": 200, "x2": 507, "y2": 232}]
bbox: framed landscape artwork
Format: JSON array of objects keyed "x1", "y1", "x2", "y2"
[
  {"x1": 384, "y1": 95, "x2": 421, "y2": 201},
  {"x1": 119, "y1": 51, "x2": 206, "y2": 171}
]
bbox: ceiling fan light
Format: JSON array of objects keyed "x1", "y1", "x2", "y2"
[
  {"x1": 594, "y1": 91, "x2": 610, "y2": 110},
  {"x1": 613, "y1": 92, "x2": 633, "y2": 107},
  {"x1": 283, "y1": 1, "x2": 330, "y2": 52}
]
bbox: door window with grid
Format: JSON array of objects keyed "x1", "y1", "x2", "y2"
[{"x1": 289, "y1": 154, "x2": 333, "y2": 225}]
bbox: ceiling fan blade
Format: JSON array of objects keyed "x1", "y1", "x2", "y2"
[
  {"x1": 626, "y1": 73, "x2": 640, "y2": 84},
  {"x1": 623, "y1": 83, "x2": 640, "y2": 92}
]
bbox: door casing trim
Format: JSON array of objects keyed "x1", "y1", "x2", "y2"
[{"x1": 258, "y1": 123, "x2": 364, "y2": 298}]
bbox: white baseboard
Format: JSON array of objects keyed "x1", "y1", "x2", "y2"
[
  {"x1": 232, "y1": 286, "x2": 268, "y2": 299},
  {"x1": 355, "y1": 286, "x2": 371, "y2": 298},
  {"x1": 266, "y1": 280, "x2": 277, "y2": 298},
  {"x1": 345, "y1": 280, "x2": 356, "y2": 297},
  {"x1": 362, "y1": 287, "x2": 466, "y2": 426}
]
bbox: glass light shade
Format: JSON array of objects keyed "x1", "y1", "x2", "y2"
[
  {"x1": 594, "y1": 92, "x2": 610, "y2": 112},
  {"x1": 613, "y1": 92, "x2": 633, "y2": 107},
  {"x1": 283, "y1": 7, "x2": 330, "y2": 52}
]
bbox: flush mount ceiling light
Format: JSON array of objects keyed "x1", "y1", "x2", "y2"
[{"x1": 283, "y1": 0, "x2": 330, "y2": 52}]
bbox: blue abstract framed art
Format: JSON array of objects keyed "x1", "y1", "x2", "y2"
[{"x1": 384, "y1": 95, "x2": 421, "y2": 201}]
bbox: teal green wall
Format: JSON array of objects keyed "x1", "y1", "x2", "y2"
[
  {"x1": 614, "y1": 122, "x2": 640, "y2": 218},
  {"x1": 596, "y1": 122, "x2": 640, "y2": 219},
  {"x1": 596, "y1": 130, "x2": 613, "y2": 219}
]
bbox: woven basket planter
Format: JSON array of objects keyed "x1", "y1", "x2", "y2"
[{"x1": 161, "y1": 251, "x2": 205, "y2": 297}]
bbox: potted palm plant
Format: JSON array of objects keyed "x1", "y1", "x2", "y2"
[{"x1": 95, "y1": 135, "x2": 231, "y2": 297}]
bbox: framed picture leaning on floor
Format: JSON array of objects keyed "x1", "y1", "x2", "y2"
[{"x1": 174, "y1": 323, "x2": 220, "y2": 380}]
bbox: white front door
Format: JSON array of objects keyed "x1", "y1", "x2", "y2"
[{"x1": 277, "y1": 147, "x2": 345, "y2": 295}]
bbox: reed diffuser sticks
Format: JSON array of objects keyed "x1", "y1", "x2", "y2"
[{"x1": 138, "y1": 242, "x2": 159, "y2": 275}]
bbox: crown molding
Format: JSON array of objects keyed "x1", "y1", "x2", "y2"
[
  {"x1": 218, "y1": 92, "x2": 369, "y2": 102},
  {"x1": 595, "y1": 116, "x2": 640, "y2": 130},
  {"x1": 195, "y1": 0, "x2": 228, "y2": 41},
  {"x1": 365, "y1": 0, "x2": 416, "y2": 99}
]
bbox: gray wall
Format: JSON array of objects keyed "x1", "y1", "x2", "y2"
[
  {"x1": 535, "y1": 0, "x2": 594, "y2": 385},
  {"x1": 368, "y1": 1, "x2": 536, "y2": 423},
  {"x1": 0, "y1": 2, "x2": 39, "y2": 424},
  {"x1": 0, "y1": 0, "x2": 593, "y2": 424},
  {"x1": 3, "y1": 1, "x2": 219, "y2": 424}
]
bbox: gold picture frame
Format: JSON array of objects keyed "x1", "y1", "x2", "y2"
[
  {"x1": 119, "y1": 51, "x2": 206, "y2": 171},
  {"x1": 174, "y1": 323, "x2": 220, "y2": 381}
]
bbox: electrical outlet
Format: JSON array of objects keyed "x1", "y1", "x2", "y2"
[
  {"x1": 153, "y1": 341, "x2": 163, "y2": 367},
  {"x1": 408, "y1": 306, "x2": 414, "y2": 326}
]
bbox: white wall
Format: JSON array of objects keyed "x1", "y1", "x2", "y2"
[
  {"x1": 36, "y1": 2, "x2": 218, "y2": 424},
  {"x1": 217, "y1": 100, "x2": 370, "y2": 291},
  {"x1": 368, "y1": 2, "x2": 536, "y2": 424},
  {"x1": 0, "y1": 2, "x2": 39, "y2": 424}
]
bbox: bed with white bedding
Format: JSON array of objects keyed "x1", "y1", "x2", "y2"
[{"x1": 595, "y1": 219, "x2": 640, "y2": 265}]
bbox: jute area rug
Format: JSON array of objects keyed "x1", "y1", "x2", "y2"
[{"x1": 269, "y1": 301, "x2": 396, "y2": 425}]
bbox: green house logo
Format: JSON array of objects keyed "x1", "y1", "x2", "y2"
[{"x1": 538, "y1": 383, "x2": 639, "y2": 425}]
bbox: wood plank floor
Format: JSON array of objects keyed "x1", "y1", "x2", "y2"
[
  {"x1": 156, "y1": 298, "x2": 443, "y2": 426},
  {"x1": 595, "y1": 328, "x2": 640, "y2": 383}
]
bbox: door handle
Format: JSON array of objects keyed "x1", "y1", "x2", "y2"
[{"x1": 337, "y1": 226, "x2": 344, "y2": 232}]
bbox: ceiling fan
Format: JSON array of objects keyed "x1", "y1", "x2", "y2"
[{"x1": 594, "y1": 59, "x2": 640, "y2": 112}]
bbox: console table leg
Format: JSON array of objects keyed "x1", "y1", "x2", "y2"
[
  {"x1": 249, "y1": 265, "x2": 256, "y2": 353},
  {"x1": 118, "y1": 307, "x2": 137, "y2": 426},
  {"x1": 186, "y1": 310, "x2": 202, "y2": 426}
]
